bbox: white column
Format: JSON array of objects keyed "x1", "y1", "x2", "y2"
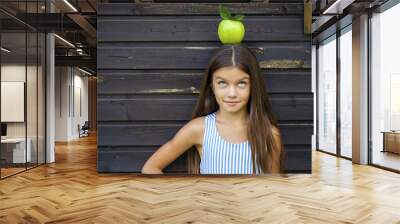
[{"x1": 46, "y1": 0, "x2": 55, "y2": 163}]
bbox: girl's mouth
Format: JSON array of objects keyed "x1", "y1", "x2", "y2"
[{"x1": 224, "y1": 101, "x2": 240, "y2": 106}]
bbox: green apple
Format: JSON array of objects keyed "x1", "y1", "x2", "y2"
[
  {"x1": 217, "y1": 5, "x2": 245, "y2": 44},
  {"x1": 218, "y1": 19, "x2": 245, "y2": 44}
]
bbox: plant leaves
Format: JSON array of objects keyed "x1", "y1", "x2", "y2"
[
  {"x1": 219, "y1": 5, "x2": 231, "y2": 20},
  {"x1": 233, "y1": 14, "x2": 245, "y2": 21}
]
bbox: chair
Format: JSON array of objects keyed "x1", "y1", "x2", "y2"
[{"x1": 79, "y1": 121, "x2": 90, "y2": 138}]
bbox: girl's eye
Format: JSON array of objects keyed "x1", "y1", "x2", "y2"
[
  {"x1": 218, "y1": 81, "x2": 227, "y2": 86},
  {"x1": 238, "y1": 82, "x2": 247, "y2": 87}
]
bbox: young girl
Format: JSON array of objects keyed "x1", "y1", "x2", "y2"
[{"x1": 141, "y1": 44, "x2": 284, "y2": 175}]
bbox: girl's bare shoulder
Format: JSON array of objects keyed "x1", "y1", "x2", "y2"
[
  {"x1": 184, "y1": 116, "x2": 206, "y2": 145},
  {"x1": 189, "y1": 116, "x2": 206, "y2": 128}
]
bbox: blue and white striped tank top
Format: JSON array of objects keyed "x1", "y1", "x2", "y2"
[{"x1": 200, "y1": 112, "x2": 261, "y2": 174}]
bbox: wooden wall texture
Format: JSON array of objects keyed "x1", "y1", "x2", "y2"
[{"x1": 97, "y1": 2, "x2": 312, "y2": 173}]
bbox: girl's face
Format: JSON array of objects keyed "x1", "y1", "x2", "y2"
[{"x1": 211, "y1": 66, "x2": 251, "y2": 114}]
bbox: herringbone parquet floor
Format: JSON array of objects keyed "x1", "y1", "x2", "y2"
[{"x1": 1, "y1": 135, "x2": 400, "y2": 224}]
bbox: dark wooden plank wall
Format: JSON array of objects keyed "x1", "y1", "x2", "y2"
[{"x1": 97, "y1": 3, "x2": 312, "y2": 173}]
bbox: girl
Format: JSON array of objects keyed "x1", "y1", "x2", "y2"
[{"x1": 141, "y1": 44, "x2": 284, "y2": 175}]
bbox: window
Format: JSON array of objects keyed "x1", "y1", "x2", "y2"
[
  {"x1": 0, "y1": 1, "x2": 46, "y2": 179},
  {"x1": 339, "y1": 27, "x2": 352, "y2": 158},
  {"x1": 370, "y1": 2, "x2": 400, "y2": 171},
  {"x1": 318, "y1": 35, "x2": 337, "y2": 154}
]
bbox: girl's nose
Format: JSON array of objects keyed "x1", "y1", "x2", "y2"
[{"x1": 227, "y1": 86, "x2": 237, "y2": 97}]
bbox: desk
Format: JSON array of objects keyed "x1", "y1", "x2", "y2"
[
  {"x1": 1, "y1": 138, "x2": 31, "y2": 163},
  {"x1": 381, "y1": 131, "x2": 400, "y2": 154}
]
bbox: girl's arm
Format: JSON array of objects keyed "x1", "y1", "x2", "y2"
[
  {"x1": 270, "y1": 125, "x2": 283, "y2": 173},
  {"x1": 141, "y1": 117, "x2": 204, "y2": 174}
]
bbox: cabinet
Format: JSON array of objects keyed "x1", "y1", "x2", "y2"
[{"x1": 382, "y1": 132, "x2": 400, "y2": 154}]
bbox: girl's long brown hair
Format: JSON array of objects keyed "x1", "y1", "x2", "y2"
[{"x1": 187, "y1": 44, "x2": 284, "y2": 174}]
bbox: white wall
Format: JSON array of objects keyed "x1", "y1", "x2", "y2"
[
  {"x1": 1, "y1": 65, "x2": 26, "y2": 128},
  {"x1": 1, "y1": 82, "x2": 25, "y2": 122},
  {"x1": 1, "y1": 65, "x2": 26, "y2": 81},
  {"x1": 55, "y1": 66, "x2": 69, "y2": 141},
  {"x1": 55, "y1": 67, "x2": 89, "y2": 141},
  {"x1": 72, "y1": 71, "x2": 89, "y2": 138}
]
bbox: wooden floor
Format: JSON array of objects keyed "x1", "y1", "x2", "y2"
[
  {"x1": 0, "y1": 167, "x2": 26, "y2": 178},
  {"x1": 1, "y1": 135, "x2": 400, "y2": 223},
  {"x1": 372, "y1": 150, "x2": 400, "y2": 171}
]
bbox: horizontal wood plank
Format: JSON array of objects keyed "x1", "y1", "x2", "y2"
[
  {"x1": 283, "y1": 150, "x2": 311, "y2": 172},
  {"x1": 97, "y1": 96, "x2": 313, "y2": 121},
  {"x1": 97, "y1": 43, "x2": 311, "y2": 70},
  {"x1": 98, "y1": 3, "x2": 304, "y2": 16},
  {"x1": 97, "y1": 70, "x2": 311, "y2": 94},
  {"x1": 98, "y1": 16, "x2": 307, "y2": 42},
  {"x1": 97, "y1": 148, "x2": 187, "y2": 173},
  {"x1": 97, "y1": 124, "x2": 313, "y2": 146},
  {"x1": 97, "y1": 146, "x2": 311, "y2": 173}
]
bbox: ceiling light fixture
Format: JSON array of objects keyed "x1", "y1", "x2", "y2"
[
  {"x1": 76, "y1": 48, "x2": 84, "y2": 55},
  {"x1": 1, "y1": 47, "x2": 11, "y2": 53},
  {"x1": 78, "y1": 67, "x2": 93, "y2": 76},
  {"x1": 322, "y1": 0, "x2": 355, "y2": 15},
  {"x1": 54, "y1": 34, "x2": 75, "y2": 48},
  {"x1": 63, "y1": 0, "x2": 78, "y2": 12}
]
